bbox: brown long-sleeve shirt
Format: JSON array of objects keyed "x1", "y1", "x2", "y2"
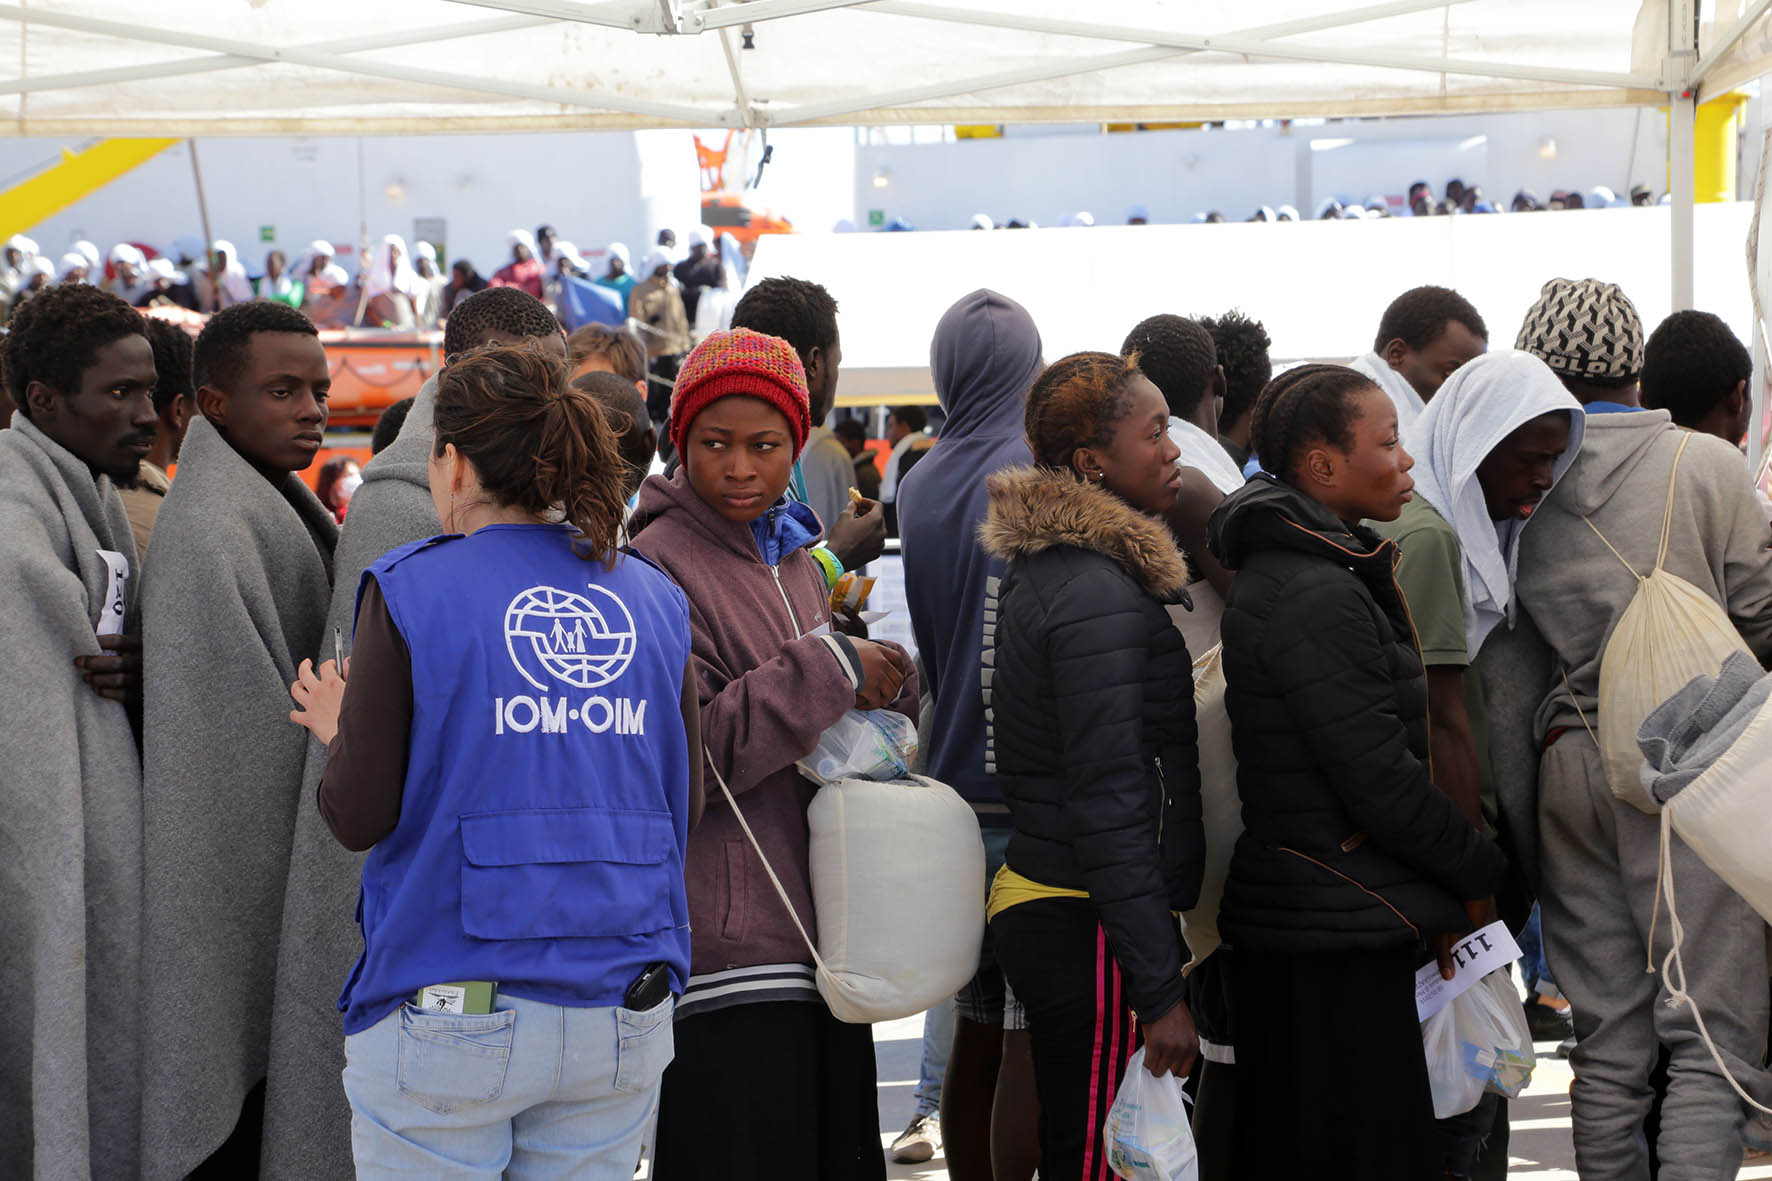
[{"x1": 316, "y1": 577, "x2": 412, "y2": 851}]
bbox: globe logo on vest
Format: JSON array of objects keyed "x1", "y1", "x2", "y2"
[{"x1": 504, "y1": 584, "x2": 637, "y2": 691}]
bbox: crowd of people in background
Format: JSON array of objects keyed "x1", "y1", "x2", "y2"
[
  {"x1": 0, "y1": 220, "x2": 751, "y2": 346},
  {"x1": 5, "y1": 183, "x2": 1772, "y2": 1181},
  {"x1": 865, "y1": 177, "x2": 1669, "y2": 232}
]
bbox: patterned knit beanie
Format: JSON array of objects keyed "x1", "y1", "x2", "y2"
[
  {"x1": 1515, "y1": 277, "x2": 1644, "y2": 383},
  {"x1": 669, "y1": 328, "x2": 811, "y2": 459}
]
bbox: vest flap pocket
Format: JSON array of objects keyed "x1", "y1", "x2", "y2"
[
  {"x1": 461, "y1": 808, "x2": 674, "y2": 867},
  {"x1": 460, "y1": 808, "x2": 678, "y2": 941}
]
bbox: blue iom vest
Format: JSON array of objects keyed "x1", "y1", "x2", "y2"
[{"x1": 338, "y1": 522, "x2": 692, "y2": 1035}]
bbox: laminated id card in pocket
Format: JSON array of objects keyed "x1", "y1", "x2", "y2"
[{"x1": 414, "y1": 981, "x2": 496, "y2": 1015}]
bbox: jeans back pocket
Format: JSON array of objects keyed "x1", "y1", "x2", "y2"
[
  {"x1": 396, "y1": 1005, "x2": 517, "y2": 1115},
  {"x1": 613, "y1": 998, "x2": 675, "y2": 1095}
]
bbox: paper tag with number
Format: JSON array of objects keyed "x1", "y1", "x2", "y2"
[
  {"x1": 95, "y1": 549, "x2": 130, "y2": 637},
  {"x1": 1414, "y1": 920, "x2": 1522, "y2": 1022}
]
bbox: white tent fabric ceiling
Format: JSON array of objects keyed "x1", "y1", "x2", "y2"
[{"x1": 1, "y1": 0, "x2": 1769, "y2": 136}]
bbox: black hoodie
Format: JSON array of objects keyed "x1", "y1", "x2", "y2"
[{"x1": 1206, "y1": 475, "x2": 1506, "y2": 954}]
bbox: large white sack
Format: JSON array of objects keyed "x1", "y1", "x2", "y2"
[{"x1": 806, "y1": 775, "x2": 986, "y2": 1023}]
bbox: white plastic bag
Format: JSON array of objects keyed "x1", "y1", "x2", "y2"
[
  {"x1": 795, "y1": 708, "x2": 918, "y2": 785},
  {"x1": 1104, "y1": 1048, "x2": 1199, "y2": 1181},
  {"x1": 1420, "y1": 970, "x2": 1536, "y2": 1119}
]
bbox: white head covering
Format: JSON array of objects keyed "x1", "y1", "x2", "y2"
[
  {"x1": 310, "y1": 239, "x2": 335, "y2": 258},
  {"x1": 109, "y1": 242, "x2": 147, "y2": 270},
  {"x1": 604, "y1": 241, "x2": 631, "y2": 270},
  {"x1": 146, "y1": 258, "x2": 178, "y2": 281},
  {"x1": 549, "y1": 239, "x2": 589, "y2": 279},
  {"x1": 72, "y1": 240, "x2": 100, "y2": 269},
  {"x1": 1276, "y1": 204, "x2": 1300, "y2": 221},
  {"x1": 366, "y1": 233, "x2": 422, "y2": 300},
  {"x1": 641, "y1": 248, "x2": 675, "y2": 278},
  {"x1": 1589, "y1": 186, "x2": 1619, "y2": 208},
  {"x1": 718, "y1": 232, "x2": 747, "y2": 287},
  {"x1": 26, "y1": 255, "x2": 55, "y2": 279},
  {"x1": 1348, "y1": 351, "x2": 1428, "y2": 430},
  {"x1": 414, "y1": 240, "x2": 437, "y2": 263},
  {"x1": 57, "y1": 252, "x2": 90, "y2": 281},
  {"x1": 210, "y1": 239, "x2": 254, "y2": 303},
  {"x1": 507, "y1": 228, "x2": 537, "y2": 256},
  {"x1": 686, "y1": 227, "x2": 709, "y2": 250},
  {"x1": 7, "y1": 234, "x2": 38, "y2": 257},
  {"x1": 1404, "y1": 349, "x2": 1587, "y2": 656},
  {"x1": 969, "y1": 213, "x2": 994, "y2": 231}
]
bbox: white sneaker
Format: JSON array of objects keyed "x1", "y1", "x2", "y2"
[{"x1": 889, "y1": 1113, "x2": 941, "y2": 1164}]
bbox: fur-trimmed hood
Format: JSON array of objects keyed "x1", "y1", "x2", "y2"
[{"x1": 979, "y1": 465, "x2": 1191, "y2": 602}]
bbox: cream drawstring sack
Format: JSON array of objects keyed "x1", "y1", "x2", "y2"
[
  {"x1": 1573, "y1": 433, "x2": 1749, "y2": 813},
  {"x1": 706, "y1": 750, "x2": 986, "y2": 1023}
]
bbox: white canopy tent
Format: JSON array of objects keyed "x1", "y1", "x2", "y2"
[
  {"x1": 1, "y1": 1, "x2": 1768, "y2": 134},
  {"x1": 0, "y1": 1, "x2": 1764, "y2": 296},
  {"x1": 6, "y1": 0, "x2": 1772, "y2": 459}
]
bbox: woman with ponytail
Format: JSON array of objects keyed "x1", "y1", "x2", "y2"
[
  {"x1": 287, "y1": 344, "x2": 703, "y2": 1178},
  {"x1": 1204, "y1": 364, "x2": 1507, "y2": 1178}
]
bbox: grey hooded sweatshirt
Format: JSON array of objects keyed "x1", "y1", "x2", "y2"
[
  {"x1": 896, "y1": 289, "x2": 1043, "y2": 809},
  {"x1": 1514, "y1": 409, "x2": 1772, "y2": 738}
]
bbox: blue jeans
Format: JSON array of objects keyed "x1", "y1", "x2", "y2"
[
  {"x1": 1518, "y1": 904, "x2": 1560, "y2": 1000},
  {"x1": 342, "y1": 993, "x2": 674, "y2": 1178},
  {"x1": 911, "y1": 995, "x2": 956, "y2": 1118}
]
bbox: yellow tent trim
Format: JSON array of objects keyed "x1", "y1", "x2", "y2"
[{"x1": 0, "y1": 138, "x2": 178, "y2": 240}]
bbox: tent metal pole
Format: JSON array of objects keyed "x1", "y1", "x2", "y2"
[
  {"x1": 1672, "y1": 92, "x2": 1696, "y2": 310},
  {"x1": 436, "y1": 0, "x2": 643, "y2": 31},
  {"x1": 0, "y1": 15, "x2": 553, "y2": 96},
  {"x1": 689, "y1": 0, "x2": 875, "y2": 31},
  {"x1": 0, "y1": 4, "x2": 728, "y2": 124},
  {"x1": 186, "y1": 138, "x2": 214, "y2": 282},
  {"x1": 1693, "y1": 0, "x2": 1772, "y2": 85},
  {"x1": 771, "y1": 44, "x2": 1181, "y2": 125},
  {"x1": 1670, "y1": 0, "x2": 1698, "y2": 311},
  {"x1": 1751, "y1": 325, "x2": 1767, "y2": 479},
  {"x1": 863, "y1": 0, "x2": 1661, "y2": 90}
]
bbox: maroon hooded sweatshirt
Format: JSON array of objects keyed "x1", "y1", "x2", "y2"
[{"x1": 630, "y1": 468, "x2": 917, "y2": 982}]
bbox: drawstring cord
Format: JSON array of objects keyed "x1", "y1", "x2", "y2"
[{"x1": 1652, "y1": 806, "x2": 1772, "y2": 1115}]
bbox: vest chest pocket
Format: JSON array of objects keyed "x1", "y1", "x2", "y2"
[{"x1": 459, "y1": 807, "x2": 678, "y2": 940}]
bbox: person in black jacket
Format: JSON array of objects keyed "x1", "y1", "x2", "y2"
[
  {"x1": 979, "y1": 351, "x2": 1204, "y2": 1181},
  {"x1": 1205, "y1": 364, "x2": 1508, "y2": 1180}
]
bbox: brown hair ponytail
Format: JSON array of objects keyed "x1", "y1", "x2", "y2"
[{"x1": 434, "y1": 344, "x2": 628, "y2": 566}]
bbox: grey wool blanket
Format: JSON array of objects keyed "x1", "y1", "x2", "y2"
[
  {"x1": 0, "y1": 415, "x2": 145, "y2": 1179},
  {"x1": 138, "y1": 414, "x2": 338, "y2": 1180},
  {"x1": 261, "y1": 376, "x2": 439, "y2": 1179}
]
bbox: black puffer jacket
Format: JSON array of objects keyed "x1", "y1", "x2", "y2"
[
  {"x1": 981, "y1": 466, "x2": 1203, "y2": 1023},
  {"x1": 1206, "y1": 476, "x2": 1506, "y2": 954}
]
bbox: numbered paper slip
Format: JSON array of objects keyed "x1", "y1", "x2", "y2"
[
  {"x1": 1413, "y1": 921, "x2": 1522, "y2": 1023},
  {"x1": 95, "y1": 549, "x2": 130, "y2": 637}
]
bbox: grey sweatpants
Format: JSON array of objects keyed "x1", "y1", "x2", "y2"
[{"x1": 1538, "y1": 734, "x2": 1769, "y2": 1180}]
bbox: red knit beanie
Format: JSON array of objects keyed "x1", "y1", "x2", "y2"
[{"x1": 669, "y1": 328, "x2": 812, "y2": 460}]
